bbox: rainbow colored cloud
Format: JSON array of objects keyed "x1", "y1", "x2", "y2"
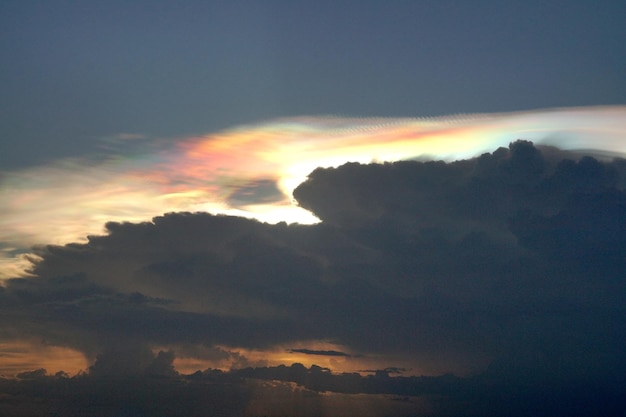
[{"x1": 1, "y1": 106, "x2": 625, "y2": 279}]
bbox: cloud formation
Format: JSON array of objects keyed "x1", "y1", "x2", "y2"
[
  {"x1": 1, "y1": 106, "x2": 625, "y2": 278},
  {"x1": 1, "y1": 140, "x2": 626, "y2": 415},
  {"x1": 1, "y1": 140, "x2": 624, "y2": 377},
  {"x1": 288, "y1": 349, "x2": 352, "y2": 357}
]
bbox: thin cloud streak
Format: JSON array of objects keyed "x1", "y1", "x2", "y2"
[{"x1": 1, "y1": 106, "x2": 624, "y2": 278}]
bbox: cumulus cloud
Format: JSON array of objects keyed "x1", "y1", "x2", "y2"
[
  {"x1": 1, "y1": 141, "x2": 625, "y2": 415},
  {"x1": 88, "y1": 346, "x2": 178, "y2": 377},
  {"x1": 2, "y1": 106, "x2": 625, "y2": 279}
]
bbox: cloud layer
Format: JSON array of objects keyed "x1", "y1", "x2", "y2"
[
  {"x1": 2, "y1": 106, "x2": 625, "y2": 278},
  {"x1": 2, "y1": 141, "x2": 625, "y2": 380},
  {"x1": 1, "y1": 139, "x2": 626, "y2": 415}
]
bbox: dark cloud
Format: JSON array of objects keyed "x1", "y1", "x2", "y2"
[
  {"x1": 0, "y1": 371, "x2": 251, "y2": 417},
  {"x1": 3, "y1": 362, "x2": 623, "y2": 417},
  {"x1": 1, "y1": 141, "x2": 625, "y2": 415},
  {"x1": 288, "y1": 348, "x2": 351, "y2": 357},
  {"x1": 357, "y1": 367, "x2": 409, "y2": 375},
  {"x1": 15, "y1": 368, "x2": 47, "y2": 380},
  {"x1": 226, "y1": 178, "x2": 286, "y2": 206},
  {"x1": 88, "y1": 346, "x2": 177, "y2": 378}
]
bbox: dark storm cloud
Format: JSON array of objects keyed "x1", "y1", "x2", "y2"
[
  {"x1": 88, "y1": 347, "x2": 177, "y2": 377},
  {"x1": 1, "y1": 142, "x2": 626, "y2": 416},
  {"x1": 288, "y1": 348, "x2": 351, "y2": 357},
  {"x1": 0, "y1": 371, "x2": 251, "y2": 417},
  {"x1": 2, "y1": 361, "x2": 623, "y2": 417},
  {"x1": 0, "y1": 270, "x2": 308, "y2": 361},
  {"x1": 0, "y1": 141, "x2": 626, "y2": 415}
]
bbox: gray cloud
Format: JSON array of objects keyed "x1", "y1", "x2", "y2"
[
  {"x1": 226, "y1": 178, "x2": 286, "y2": 206},
  {"x1": 288, "y1": 348, "x2": 352, "y2": 357},
  {"x1": 1, "y1": 142, "x2": 625, "y2": 416}
]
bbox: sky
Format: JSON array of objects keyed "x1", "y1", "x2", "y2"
[{"x1": 1, "y1": 1, "x2": 626, "y2": 416}]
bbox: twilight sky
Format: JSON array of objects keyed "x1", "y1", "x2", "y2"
[
  {"x1": 1, "y1": 1, "x2": 626, "y2": 416},
  {"x1": 1, "y1": 0, "x2": 625, "y2": 169}
]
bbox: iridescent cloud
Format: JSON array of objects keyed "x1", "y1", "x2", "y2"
[{"x1": 1, "y1": 106, "x2": 625, "y2": 279}]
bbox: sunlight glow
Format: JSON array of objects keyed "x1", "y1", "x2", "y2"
[
  {"x1": 1, "y1": 106, "x2": 625, "y2": 279},
  {"x1": 0, "y1": 341, "x2": 88, "y2": 377}
]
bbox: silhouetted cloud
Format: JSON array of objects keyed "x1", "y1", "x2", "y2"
[
  {"x1": 1, "y1": 141, "x2": 625, "y2": 415},
  {"x1": 88, "y1": 346, "x2": 178, "y2": 378},
  {"x1": 15, "y1": 368, "x2": 47, "y2": 380},
  {"x1": 357, "y1": 367, "x2": 409, "y2": 375},
  {"x1": 288, "y1": 348, "x2": 351, "y2": 357},
  {"x1": 227, "y1": 178, "x2": 286, "y2": 206},
  {"x1": 3, "y1": 361, "x2": 623, "y2": 417}
]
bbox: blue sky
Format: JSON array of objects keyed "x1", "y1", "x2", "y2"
[{"x1": 1, "y1": 0, "x2": 625, "y2": 168}]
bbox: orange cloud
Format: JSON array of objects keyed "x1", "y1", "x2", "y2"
[{"x1": 0, "y1": 341, "x2": 88, "y2": 377}]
